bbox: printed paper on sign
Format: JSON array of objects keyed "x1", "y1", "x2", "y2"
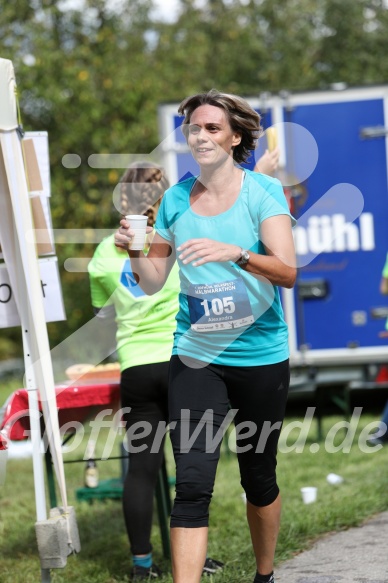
[{"x1": 0, "y1": 257, "x2": 66, "y2": 328}]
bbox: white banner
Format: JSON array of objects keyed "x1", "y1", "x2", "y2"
[{"x1": 0, "y1": 256, "x2": 66, "y2": 328}]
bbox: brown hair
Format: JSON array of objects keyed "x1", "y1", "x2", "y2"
[
  {"x1": 178, "y1": 89, "x2": 263, "y2": 164},
  {"x1": 119, "y1": 162, "x2": 169, "y2": 226}
]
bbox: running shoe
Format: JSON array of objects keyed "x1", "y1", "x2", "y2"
[
  {"x1": 202, "y1": 557, "x2": 224, "y2": 575},
  {"x1": 254, "y1": 573, "x2": 275, "y2": 583},
  {"x1": 131, "y1": 563, "x2": 162, "y2": 580}
]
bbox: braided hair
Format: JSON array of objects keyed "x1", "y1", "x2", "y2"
[{"x1": 119, "y1": 162, "x2": 170, "y2": 227}]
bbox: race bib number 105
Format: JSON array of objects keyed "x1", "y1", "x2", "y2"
[{"x1": 187, "y1": 278, "x2": 254, "y2": 332}]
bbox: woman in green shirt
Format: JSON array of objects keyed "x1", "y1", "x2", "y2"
[{"x1": 89, "y1": 163, "x2": 225, "y2": 580}]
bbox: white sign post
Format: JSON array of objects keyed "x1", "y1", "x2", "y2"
[{"x1": 0, "y1": 58, "x2": 74, "y2": 583}]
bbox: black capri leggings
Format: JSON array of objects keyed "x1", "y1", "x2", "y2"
[
  {"x1": 168, "y1": 355, "x2": 289, "y2": 528},
  {"x1": 121, "y1": 362, "x2": 169, "y2": 555}
]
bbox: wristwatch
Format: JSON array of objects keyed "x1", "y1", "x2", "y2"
[{"x1": 236, "y1": 248, "x2": 250, "y2": 266}]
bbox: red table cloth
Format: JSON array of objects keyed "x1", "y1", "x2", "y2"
[{"x1": 0, "y1": 382, "x2": 120, "y2": 441}]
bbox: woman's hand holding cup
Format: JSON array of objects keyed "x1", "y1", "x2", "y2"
[{"x1": 115, "y1": 217, "x2": 153, "y2": 251}]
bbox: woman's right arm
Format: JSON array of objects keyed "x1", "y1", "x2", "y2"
[{"x1": 115, "y1": 219, "x2": 175, "y2": 294}]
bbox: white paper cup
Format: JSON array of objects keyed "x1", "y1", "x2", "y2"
[
  {"x1": 326, "y1": 473, "x2": 344, "y2": 485},
  {"x1": 301, "y1": 486, "x2": 317, "y2": 504},
  {"x1": 125, "y1": 215, "x2": 148, "y2": 250}
]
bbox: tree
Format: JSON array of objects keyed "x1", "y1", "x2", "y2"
[
  {"x1": 0, "y1": 0, "x2": 159, "y2": 358},
  {"x1": 0, "y1": 0, "x2": 387, "y2": 361}
]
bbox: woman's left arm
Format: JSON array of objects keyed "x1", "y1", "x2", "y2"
[
  {"x1": 243, "y1": 214, "x2": 296, "y2": 288},
  {"x1": 177, "y1": 214, "x2": 296, "y2": 288}
]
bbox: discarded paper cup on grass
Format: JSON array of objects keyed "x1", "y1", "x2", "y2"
[
  {"x1": 301, "y1": 486, "x2": 317, "y2": 504},
  {"x1": 125, "y1": 215, "x2": 148, "y2": 250},
  {"x1": 326, "y1": 473, "x2": 344, "y2": 485}
]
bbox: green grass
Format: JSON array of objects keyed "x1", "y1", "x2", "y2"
[
  {"x1": 0, "y1": 376, "x2": 24, "y2": 406},
  {"x1": 1, "y1": 378, "x2": 387, "y2": 583}
]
